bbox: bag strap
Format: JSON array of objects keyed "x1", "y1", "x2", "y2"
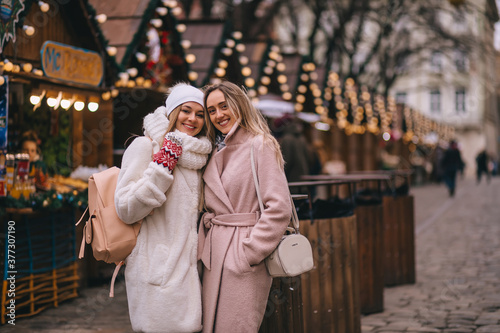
[
  {"x1": 109, "y1": 261, "x2": 125, "y2": 297},
  {"x1": 75, "y1": 206, "x2": 89, "y2": 226},
  {"x1": 250, "y1": 139, "x2": 300, "y2": 232}
]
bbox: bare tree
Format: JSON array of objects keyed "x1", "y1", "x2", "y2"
[
  {"x1": 179, "y1": 0, "x2": 496, "y2": 98},
  {"x1": 275, "y1": 0, "x2": 490, "y2": 97}
]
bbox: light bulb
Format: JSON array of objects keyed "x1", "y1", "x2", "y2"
[
  {"x1": 181, "y1": 40, "x2": 191, "y2": 49},
  {"x1": 136, "y1": 52, "x2": 147, "y2": 63},
  {"x1": 60, "y1": 99, "x2": 71, "y2": 110},
  {"x1": 135, "y1": 77, "x2": 145, "y2": 86},
  {"x1": 107, "y1": 46, "x2": 117, "y2": 56},
  {"x1": 176, "y1": 24, "x2": 186, "y2": 33},
  {"x1": 127, "y1": 68, "x2": 138, "y2": 78},
  {"x1": 241, "y1": 67, "x2": 251, "y2": 76},
  {"x1": 23, "y1": 25, "x2": 35, "y2": 36},
  {"x1": 185, "y1": 54, "x2": 196, "y2": 64},
  {"x1": 235, "y1": 44, "x2": 245, "y2": 53},
  {"x1": 188, "y1": 71, "x2": 198, "y2": 82},
  {"x1": 156, "y1": 7, "x2": 168, "y2": 16},
  {"x1": 38, "y1": 1, "x2": 50, "y2": 12},
  {"x1": 215, "y1": 68, "x2": 226, "y2": 77},
  {"x1": 150, "y1": 19, "x2": 162, "y2": 28},
  {"x1": 221, "y1": 48, "x2": 232, "y2": 56},
  {"x1": 47, "y1": 98, "x2": 57, "y2": 107},
  {"x1": 232, "y1": 31, "x2": 243, "y2": 40},
  {"x1": 95, "y1": 14, "x2": 107, "y2": 24},
  {"x1": 172, "y1": 7, "x2": 182, "y2": 16},
  {"x1": 30, "y1": 95, "x2": 41, "y2": 105},
  {"x1": 239, "y1": 56, "x2": 249, "y2": 66},
  {"x1": 101, "y1": 92, "x2": 111, "y2": 100},
  {"x1": 88, "y1": 102, "x2": 99, "y2": 112},
  {"x1": 23, "y1": 63, "x2": 33, "y2": 72},
  {"x1": 74, "y1": 101, "x2": 85, "y2": 111},
  {"x1": 245, "y1": 78, "x2": 255, "y2": 87}
]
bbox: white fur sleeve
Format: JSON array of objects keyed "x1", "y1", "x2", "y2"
[{"x1": 115, "y1": 136, "x2": 174, "y2": 223}]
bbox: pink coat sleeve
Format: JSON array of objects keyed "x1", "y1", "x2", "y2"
[{"x1": 242, "y1": 138, "x2": 292, "y2": 266}]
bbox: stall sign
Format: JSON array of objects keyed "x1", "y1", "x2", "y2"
[
  {"x1": 0, "y1": 75, "x2": 8, "y2": 150},
  {"x1": 40, "y1": 41, "x2": 103, "y2": 86},
  {"x1": 0, "y1": 0, "x2": 25, "y2": 53}
]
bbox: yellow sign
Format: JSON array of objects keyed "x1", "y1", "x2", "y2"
[{"x1": 40, "y1": 41, "x2": 103, "y2": 86}]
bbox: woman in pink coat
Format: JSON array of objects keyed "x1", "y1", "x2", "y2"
[{"x1": 198, "y1": 81, "x2": 291, "y2": 332}]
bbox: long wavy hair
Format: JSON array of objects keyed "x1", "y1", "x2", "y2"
[{"x1": 203, "y1": 81, "x2": 284, "y2": 169}]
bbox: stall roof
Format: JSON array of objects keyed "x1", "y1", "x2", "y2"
[
  {"x1": 239, "y1": 41, "x2": 268, "y2": 83},
  {"x1": 88, "y1": 0, "x2": 151, "y2": 66},
  {"x1": 1, "y1": 0, "x2": 116, "y2": 89},
  {"x1": 181, "y1": 20, "x2": 225, "y2": 87},
  {"x1": 281, "y1": 53, "x2": 302, "y2": 93}
]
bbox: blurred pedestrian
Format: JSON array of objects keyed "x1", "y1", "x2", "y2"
[
  {"x1": 475, "y1": 150, "x2": 490, "y2": 184},
  {"x1": 275, "y1": 115, "x2": 311, "y2": 193},
  {"x1": 441, "y1": 140, "x2": 464, "y2": 197},
  {"x1": 199, "y1": 81, "x2": 291, "y2": 332},
  {"x1": 20, "y1": 130, "x2": 49, "y2": 190}
]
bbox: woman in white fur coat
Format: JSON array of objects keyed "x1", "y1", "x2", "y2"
[{"x1": 115, "y1": 83, "x2": 212, "y2": 332}]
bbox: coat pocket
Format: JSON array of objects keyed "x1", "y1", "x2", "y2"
[
  {"x1": 222, "y1": 228, "x2": 255, "y2": 275},
  {"x1": 147, "y1": 244, "x2": 170, "y2": 286}
]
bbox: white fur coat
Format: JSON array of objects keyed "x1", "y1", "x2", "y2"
[{"x1": 115, "y1": 121, "x2": 211, "y2": 332}]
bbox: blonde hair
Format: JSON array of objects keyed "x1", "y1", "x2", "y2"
[{"x1": 203, "y1": 81, "x2": 284, "y2": 169}]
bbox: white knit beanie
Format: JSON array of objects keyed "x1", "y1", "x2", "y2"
[{"x1": 165, "y1": 83, "x2": 204, "y2": 117}]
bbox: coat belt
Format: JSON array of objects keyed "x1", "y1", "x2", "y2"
[{"x1": 198, "y1": 212, "x2": 259, "y2": 270}]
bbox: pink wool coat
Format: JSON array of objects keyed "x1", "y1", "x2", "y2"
[{"x1": 198, "y1": 124, "x2": 292, "y2": 333}]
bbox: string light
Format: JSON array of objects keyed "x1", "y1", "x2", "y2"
[
  {"x1": 95, "y1": 14, "x2": 107, "y2": 24},
  {"x1": 38, "y1": 1, "x2": 50, "y2": 12}
]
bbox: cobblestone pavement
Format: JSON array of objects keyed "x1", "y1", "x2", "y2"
[
  {"x1": 3, "y1": 177, "x2": 499, "y2": 332},
  {"x1": 362, "y1": 177, "x2": 500, "y2": 333}
]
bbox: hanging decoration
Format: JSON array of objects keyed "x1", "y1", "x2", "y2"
[
  {"x1": 251, "y1": 43, "x2": 291, "y2": 101},
  {"x1": 0, "y1": 0, "x2": 25, "y2": 52},
  {"x1": 0, "y1": 75, "x2": 8, "y2": 150}
]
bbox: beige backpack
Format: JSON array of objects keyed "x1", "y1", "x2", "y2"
[{"x1": 76, "y1": 166, "x2": 142, "y2": 296}]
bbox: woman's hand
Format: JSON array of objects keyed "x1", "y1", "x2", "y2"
[{"x1": 153, "y1": 132, "x2": 183, "y2": 172}]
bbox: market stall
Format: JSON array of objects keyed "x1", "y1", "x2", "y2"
[{"x1": 0, "y1": 0, "x2": 116, "y2": 323}]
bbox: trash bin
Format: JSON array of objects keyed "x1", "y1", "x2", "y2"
[
  {"x1": 301, "y1": 175, "x2": 387, "y2": 315},
  {"x1": 290, "y1": 181, "x2": 361, "y2": 333},
  {"x1": 381, "y1": 170, "x2": 416, "y2": 286},
  {"x1": 259, "y1": 194, "x2": 308, "y2": 333},
  {"x1": 354, "y1": 200, "x2": 384, "y2": 314},
  {"x1": 259, "y1": 277, "x2": 304, "y2": 333}
]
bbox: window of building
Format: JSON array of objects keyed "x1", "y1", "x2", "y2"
[
  {"x1": 396, "y1": 92, "x2": 407, "y2": 105},
  {"x1": 455, "y1": 88, "x2": 466, "y2": 113},
  {"x1": 430, "y1": 89, "x2": 441, "y2": 113},
  {"x1": 454, "y1": 50, "x2": 467, "y2": 72},
  {"x1": 395, "y1": 56, "x2": 408, "y2": 74},
  {"x1": 430, "y1": 52, "x2": 442, "y2": 72}
]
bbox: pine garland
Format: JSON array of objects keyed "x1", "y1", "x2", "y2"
[{"x1": 0, "y1": 189, "x2": 88, "y2": 216}]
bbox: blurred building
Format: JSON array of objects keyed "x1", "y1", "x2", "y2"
[{"x1": 390, "y1": 0, "x2": 499, "y2": 178}]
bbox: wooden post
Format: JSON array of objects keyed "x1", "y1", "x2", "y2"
[
  {"x1": 299, "y1": 216, "x2": 361, "y2": 333},
  {"x1": 383, "y1": 195, "x2": 416, "y2": 286},
  {"x1": 354, "y1": 204, "x2": 385, "y2": 314}
]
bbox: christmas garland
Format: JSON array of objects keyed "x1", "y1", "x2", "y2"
[{"x1": 0, "y1": 189, "x2": 88, "y2": 216}]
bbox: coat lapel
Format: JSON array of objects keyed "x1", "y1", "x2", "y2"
[{"x1": 203, "y1": 152, "x2": 234, "y2": 213}]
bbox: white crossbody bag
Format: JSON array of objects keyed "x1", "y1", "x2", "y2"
[{"x1": 251, "y1": 142, "x2": 314, "y2": 277}]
